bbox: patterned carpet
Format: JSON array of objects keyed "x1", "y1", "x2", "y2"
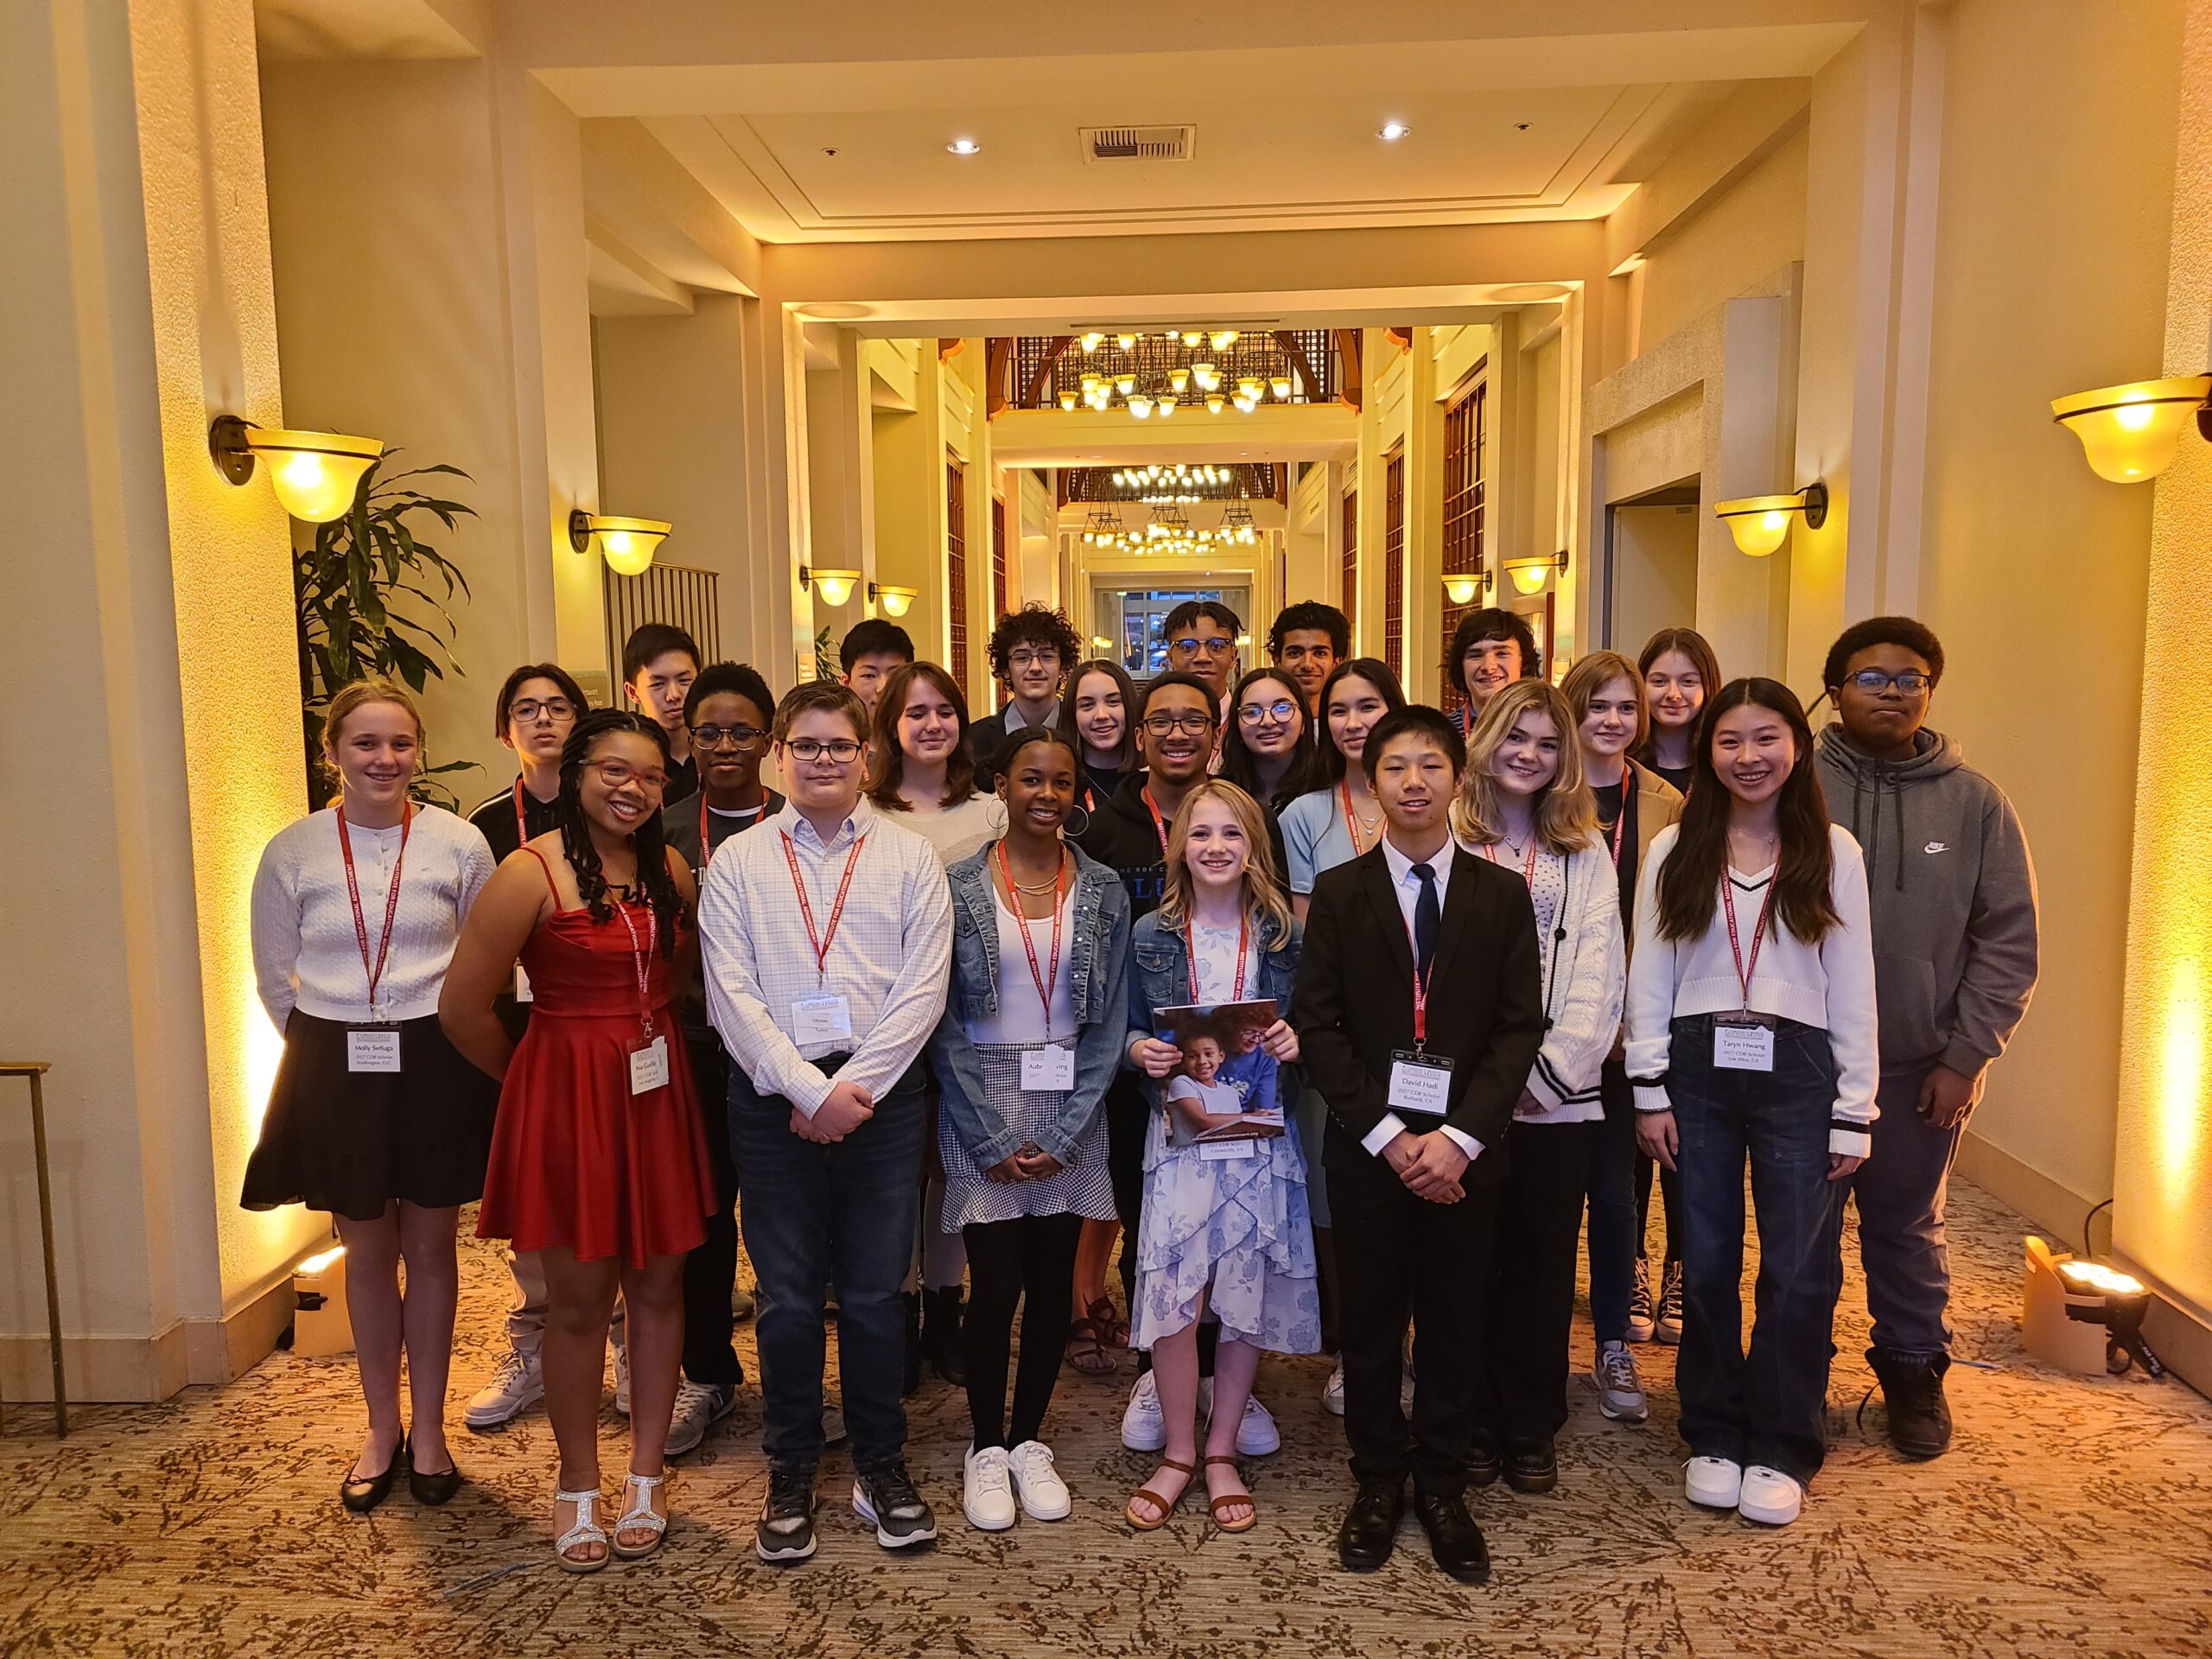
[{"x1": 3, "y1": 1178, "x2": 2209, "y2": 1658}]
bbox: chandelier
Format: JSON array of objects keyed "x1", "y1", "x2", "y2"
[
  {"x1": 1058, "y1": 329, "x2": 1300, "y2": 418},
  {"x1": 1080, "y1": 500, "x2": 1260, "y2": 556},
  {"x1": 1108, "y1": 462, "x2": 1259, "y2": 504}
]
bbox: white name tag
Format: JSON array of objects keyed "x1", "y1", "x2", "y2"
[
  {"x1": 513, "y1": 963, "x2": 534, "y2": 1003},
  {"x1": 1200, "y1": 1138, "x2": 1258, "y2": 1161},
  {"x1": 1020, "y1": 1045, "x2": 1077, "y2": 1091},
  {"x1": 347, "y1": 1027, "x2": 402, "y2": 1073},
  {"x1": 791, "y1": 992, "x2": 854, "y2": 1046},
  {"x1": 1713, "y1": 1016, "x2": 1777, "y2": 1072},
  {"x1": 628, "y1": 1035, "x2": 671, "y2": 1095},
  {"x1": 1388, "y1": 1050, "x2": 1452, "y2": 1116}
]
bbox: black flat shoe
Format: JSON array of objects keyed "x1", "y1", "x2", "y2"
[
  {"x1": 405, "y1": 1432, "x2": 462, "y2": 1505},
  {"x1": 1503, "y1": 1436, "x2": 1558, "y2": 1495},
  {"x1": 1413, "y1": 1487, "x2": 1491, "y2": 1585},
  {"x1": 1337, "y1": 1479, "x2": 1405, "y2": 1572},
  {"x1": 340, "y1": 1441, "x2": 406, "y2": 1514}
]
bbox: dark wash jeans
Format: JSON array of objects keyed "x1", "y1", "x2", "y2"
[
  {"x1": 730, "y1": 1057, "x2": 926, "y2": 1479},
  {"x1": 1668, "y1": 1014, "x2": 1847, "y2": 1484},
  {"x1": 1850, "y1": 1062, "x2": 1966, "y2": 1360}
]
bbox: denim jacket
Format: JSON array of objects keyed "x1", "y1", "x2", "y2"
[
  {"x1": 929, "y1": 840, "x2": 1133, "y2": 1168},
  {"x1": 1126, "y1": 906, "x2": 1304, "y2": 1108}
]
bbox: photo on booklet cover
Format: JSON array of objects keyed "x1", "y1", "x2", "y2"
[{"x1": 1153, "y1": 998, "x2": 1284, "y2": 1151}]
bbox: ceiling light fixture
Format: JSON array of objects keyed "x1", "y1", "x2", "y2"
[
  {"x1": 568, "y1": 510, "x2": 672, "y2": 575},
  {"x1": 946, "y1": 137, "x2": 981, "y2": 156},
  {"x1": 1713, "y1": 482, "x2": 1829, "y2": 557},
  {"x1": 1377, "y1": 121, "x2": 1412, "y2": 142}
]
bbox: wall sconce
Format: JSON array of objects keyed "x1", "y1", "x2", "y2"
[
  {"x1": 1441, "y1": 571, "x2": 1484, "y2": 606},
  {"x1": 569, "y1": 511, "x2": 671, "y2": 576},
  {"x1": 801, "y1": 565, "x2": 861, "y2": 607},
  {"x1": 1091, "y1": 633, "x2": 1113, "y2": 651},
  {"x1": 2050, "y1": 375, "x2": 2212, "y2": 482},
  {"x1": 209, "y1": 415, "x2": 383, "y2": 523},
  {"x1": 869, "y1": 582, "x2": 917, "y2": 618},
  {"x1": 1713, "y1": 481, "x2": 1828, "y2": 557},
  {"x1": 1502, "y1": 550, "x2": 1570, "y2": 595}
]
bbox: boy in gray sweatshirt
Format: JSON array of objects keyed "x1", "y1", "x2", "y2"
[{"x1": 1814, "y1": 617, "x2": 2039, "y2": 1461}]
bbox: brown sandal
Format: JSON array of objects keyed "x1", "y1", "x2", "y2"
[
  {"x1": 1126, "y1": 1457, "x2": 1197, "y2": 1531},
  {"x1": 1088, "y1": 1296, "x2": 1131, "y2": 1351},
  {"x1": 1205, "y1": 1455, "x2": 1256, "y2": 1534},
  {"x1": 1065, "y1": 1317, "x2": 1116, "y2": 1376}
]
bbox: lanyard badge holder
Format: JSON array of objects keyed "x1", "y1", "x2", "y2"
[
  {"x1": 1004, "y1": 845, "x2": 1077, "y2": 1092},
  {"x1": 615, "y1": 900, "x2": 671, "y2": 1094},
  {"x1": 1713, "y1": 878, "x2": 1778, "y2": 1071},
  {"x1": 1386, "y1": 904, "x2": 1452, "y2": 1116},
  {"x1": 339, "y1": 803, "x2": 412, "y2": 1073},
  {"x1": 785, "y1": 830, "x2": 865, "y2": 1046}
]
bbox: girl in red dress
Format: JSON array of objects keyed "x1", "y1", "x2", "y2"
[{"x1": 442, "y1": 709, "x2": 715, "y2": 1570}]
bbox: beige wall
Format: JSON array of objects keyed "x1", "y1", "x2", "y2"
[
  {"x1": 1916, "y1": 0, "x2": 2184, "y2": 1215},
  {"x1": 1638, "y1": 126, "x2": 1808, "y2": 353}
]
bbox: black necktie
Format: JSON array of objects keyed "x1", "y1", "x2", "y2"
[{"x1": 1412, "y1": 861, "x2": 1440, "y2": 979}]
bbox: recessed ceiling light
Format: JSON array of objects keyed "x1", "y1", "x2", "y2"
[
  {"x1": 947, "y1": 137, "x2": 981, "y2": 156},
  {"x1": 1377, "y1": 121, "x2": 1412, "y2": 142}
]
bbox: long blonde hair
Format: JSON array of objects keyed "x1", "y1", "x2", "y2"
[
  {"x1": 1154, "y1": 779, "x2": 1294, "y2": 951},
  {"x1": 1452, "y1": 679, "x2": 1600, "y2": 855}
]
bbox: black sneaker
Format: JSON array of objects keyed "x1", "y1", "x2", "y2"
[
  {"x1": 1655, "y1": 1260, "x2": 1685, "y2": 1344},
  {"x1": 1870, "y1": 1349, "x2": 1954, "y2": 1459},
  {"x1": 1626, "y1": 1255, "x2": 1656, "y2": 1343},
  {"x1": 852, "y1": 1463, "x2": 938, "y2": 1550},
  {"x1": 757, "y1": 1468, "x2": 818, "y2": 1564}
]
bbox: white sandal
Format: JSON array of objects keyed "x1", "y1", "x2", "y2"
[
  {"x1": 555, "y1": 1486, "x2": 611, "y2": 1573},
  {"x1": 612, "y1": 1470, "x2": 671, "y2": 1560}
]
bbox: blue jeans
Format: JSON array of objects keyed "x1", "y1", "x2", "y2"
[
  {"x1": 1669, "y1": 1014, "x2": 1847, "y2": 1484},
  {"x1": 1849, "y1": 1064, "x2": 1964, "y2": 1360},
  {"x1": 731, "y1": 1058, "x2": 926, "y2": 1478},
  {"x1": 1586, "y1": 1058, "x2": 1639, "y2": 1347}
]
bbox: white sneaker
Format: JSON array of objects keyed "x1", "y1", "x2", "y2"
[
  {"x1": 1121, "y1": 1371, "x2": 1166, "y2": 1452},
  {"x1": 613, "y1": 1344, "x2": 631, "y2": 1416},
  {"x1": 664, "y1": 1378, "x2": 738, "y2": 1457},
  {"x1": 1685, "y1": 1455, "x2": 1743, "y2": 1510},
  {"x1": 1234, "y1": 1394, "x2": 1281, "y2": 1457},
  {"x1": 1738, "y1": 1465, "x2": 1804, "y2": 1526},
  {"x1": 1594, "y1": 1341, "x2": 1649, "y2": 1424},
  {"x1": 962, "y1": 1445, "x2": 1017, "y2": 1531},
  {"x1": 1007, "y1": 1440, "x2": 1072, "y2": 1522},
  {"x1": 464, "y1": 1349, "x2": 543, "y2": 1430},
  {"x1": 1321, "y1": 1361, "x2": 1345, "y2": 1416},
  {"x1": 822, "y1": 1401, "x2": 848, "y2": 1446}
]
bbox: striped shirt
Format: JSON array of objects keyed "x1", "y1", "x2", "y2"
[{"x1": 698, "y1": 796, "x2": 953, "y2": 1116}]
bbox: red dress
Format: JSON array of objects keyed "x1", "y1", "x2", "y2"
[{"x1": 477, "y1": 850, "x2": 715, "y2": 1267}]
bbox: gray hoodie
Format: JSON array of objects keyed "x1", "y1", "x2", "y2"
[{"x1": 1813, "y1": 722, "x2": 2039, "y2": 1080}]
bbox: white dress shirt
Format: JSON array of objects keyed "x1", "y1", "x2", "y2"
[
  {"x1": 1360, "y1": 835, "x2": 1485, "y2": 1164},
  {"x1": 698, "y1": 796, "x2": 954, "y2": 1117}
]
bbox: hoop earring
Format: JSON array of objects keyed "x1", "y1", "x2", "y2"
[{"x1": 1063, "y1": 804, "x2": 1091, "y2": 839}]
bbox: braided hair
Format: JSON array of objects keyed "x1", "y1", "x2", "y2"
[{"x1": 556, "y1": 709, "x2": 683, "y2": 957}]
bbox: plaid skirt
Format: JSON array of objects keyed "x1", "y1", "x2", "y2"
[{"x1": 938, "y1": 1039, "x2": 1116, "y2": 1230}]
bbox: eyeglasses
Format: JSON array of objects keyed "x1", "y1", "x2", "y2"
[
  {"x1": 510, "y1": 698, "x2": 576, "y2": 724},
  {"x1": 588, "y1": 760, "x2": 669, "y2": 794},
  {"x1": 1007, "y1": 648, "x2": 1060, "y2": 670},
  {"x1": 691, "y1": 722, "x2": 767, "y2": 749},
  {"x1": 1170, "y1": 636, "x2": 1235, "y2": 657},
  {"x1": 1237, "y1": 698, "x2": 1300, "y2": 725},
  {"x1": 784, "y1": 737, "x2": 865, "y2": 763},
  {"x1": 1142, "y1": 711, "x2": 1215, "y2": 737},
  {"x1": 1846, "y1": 669, "x2": 1932, "y2": 695}
]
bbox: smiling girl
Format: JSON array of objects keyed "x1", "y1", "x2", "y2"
[{"x1": 1624, "y1": 678, "x2": 1876, "y2": 1529}]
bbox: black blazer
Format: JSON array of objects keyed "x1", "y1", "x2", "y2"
[{"x1": 1294, "y1": 842, "x2": 1545, "y2": 1182}]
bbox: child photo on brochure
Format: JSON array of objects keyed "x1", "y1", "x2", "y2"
[{"x1": 1154, "y1": 999, "x2": 1285, "y2": 1155}]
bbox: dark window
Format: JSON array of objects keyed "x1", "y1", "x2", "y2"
[
  {"x1": 1440, "y1": 376, "x2": 1487, "y2": 715},
  {"x1": 946, "y1": 456, "x2": 969, "y2": 689}
]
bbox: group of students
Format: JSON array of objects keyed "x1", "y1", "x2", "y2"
[{"x1": 241, "y1": 593, "x2": 2037, "y2": 1583}]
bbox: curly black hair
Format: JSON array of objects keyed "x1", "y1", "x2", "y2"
[
  {"x1": 1821, "y1": 615, "x2": 1944, "y2": 692},
  {"x1": 987, "y1": 602, "x2": 1082, "y2": 684},
  {"x1": 556, "y1": 709, "x2": 683, "y2": 957}
]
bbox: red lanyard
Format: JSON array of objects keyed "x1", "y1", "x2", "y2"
[
  {"x1": 1185, "y1": 909, "x2": 1250, "y2": 1004},
  {"x1": 613, "y1": 898, "x2": 659, "y2": 1039},
  {"x1": 512, "y1": 779, "x2": 530, "y2": 848},
  {"x1": 1339, "y1": 782, "x2": 1379, "y2": 854},
  {"x1": 1605, "y1": 793, "x2": 1628, "y2": 868},
  {"x1": 1482, "y1": 835, "x2": 1541, "y2": 886},
  {"x1": 1721, "y1": 875, "x2": 1777, "y2": 1008},
  {"x1": 1395, "y1": 865, "x2": 1439, "y2": 1046},
  {"x1": 336, "y1": 801, "x2": 412, "y2": 1019},
  {"x1": 783, "y1": 830, "x2": 868, "y2": 985},
  {"x1": 998, "y1": 843, "x2": 1067, "y2": 1036},
  {"x1": 699, "y1": 795, "x2": 765, "y2": 868},
  {"x1": 1141, "y1": 785, "x2": 1172, "y2": 852}
]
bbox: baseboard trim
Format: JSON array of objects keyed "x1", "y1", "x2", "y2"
[
  {"x1": 0, "y1": 1273, "x2": 296, "y2": 1405},
  {"x1": 1955, "y1": 1129, "x2": 2099, "y2": 1248}
]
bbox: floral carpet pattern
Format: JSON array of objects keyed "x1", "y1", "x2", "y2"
[{"x1": 2, "y1": 1178, "x2": 2209, "y2": 1657}]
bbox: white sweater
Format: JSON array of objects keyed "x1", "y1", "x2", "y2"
[
  {"x1": 1624, "y1": 823, "x2": 1878, "y2": 1156},
  {"x1": 251, "y1": 804, "x2": 495, "y2": 1027}
]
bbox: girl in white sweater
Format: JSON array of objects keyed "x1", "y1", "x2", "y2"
[
  {"x1": 1625, "y1": 677, "x2": 1876, "y2": 1529},
  {"x1": 1451, "y1": 681, "x2": 1624, "y2": 1494}
]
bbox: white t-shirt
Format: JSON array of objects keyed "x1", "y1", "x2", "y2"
[
  {"x1": 1167, "y1": 1074, "x2": 1244, "y2": 1116},
  {"x1": 965, "y1": 887, "x2": 1080, "y2": 1046}
]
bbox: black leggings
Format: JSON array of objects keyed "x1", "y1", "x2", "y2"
[
  {"x1": 1634, "y1": 1150, "x2": 1684, "y2": 1267},
  {"x1": 963, "y1": 1212, "x2": 1084, "y2": 1452}
]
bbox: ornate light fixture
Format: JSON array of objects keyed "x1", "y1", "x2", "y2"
[{"x1": 1053, "y1": 329, "x2": 1305, "y2": 423}]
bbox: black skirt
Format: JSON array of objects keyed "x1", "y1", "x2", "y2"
[{"x1": 241, "y1": 1010, "x2": 497, "y2": 1222}]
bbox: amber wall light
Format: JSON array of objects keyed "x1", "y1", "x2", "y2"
[
  {"x1": 2050, "y1": 375, "x2": 2212, "y2": 482},
  {"x1": 1713, "y1": 482, "x2": 1828, "y2": 557},
  {"x1": 869, "y1": 582, "x2": 917, "y2": 618},
  {"x1": 569, "y1": 511, "x2": 671, "y2": 576},
  {"x1": 210, "y1": 415, "x2": 383, "y2": 523},
  {"x1": 802, "y1": 565, "x2": 861, "y2": 607}
]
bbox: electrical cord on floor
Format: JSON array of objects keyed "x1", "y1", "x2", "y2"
[{"x1": 2082, "y1": 1196, "x2": 2114, "y2": 1260}]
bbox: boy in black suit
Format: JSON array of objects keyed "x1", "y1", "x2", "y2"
[{"x1": 1294, "y1": 705, "x2": 1545, "y2": 1583}]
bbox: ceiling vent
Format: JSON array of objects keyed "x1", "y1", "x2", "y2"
[{"x1": 1079, "y1": 124, "x2": 1195, "y2": 163}]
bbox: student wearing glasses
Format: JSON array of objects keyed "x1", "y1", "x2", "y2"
[
  {"x1": 1161, "y1": 599, "x2": 1244, "y2": 712},
  {"x1": 699, "y1": 682, "x2": 955, "y2": 1563},
  {"x1": 1815, "y1": 618, "x2": 2037, "y2": 1461},
  {"x1": 1219, "y1": 666, "x2": 1325, "y2": 816},
  {"x1": 969, "y1": 604, "x2": 1080, "y2": 789},
  {"x1": 657, "y1": 664, "x2": 785, "y2": 1458},
  {"x1": 1268, "y1": 601, "x2": 1351, "y2": 716},
  {"x1": 443, "y1": 709, "x2": 715, "y2": 1569}
]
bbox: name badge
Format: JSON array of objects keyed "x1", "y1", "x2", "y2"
[
  {"x1": 1020, "y1": 1044, "x2": 1077, "y2": 1091},
  {"x1": 791, "y1": 992, "x2": 854, "y2": 1046},
  {"x1": 1200, "y1": 1139, "x2": 1258, "y2": 1161},
  {"x1": 347, "y1": 1027, "x2": 402, "y2": 1074},
  {"x1": 513, "y1": 963, "x2": 534, "y2": 1003},
  {"x1": 1388, "y1": 1049, "x2": 1452, "y2": 1116},
  {"x1": 628, "y1": 1035, "x2": 671, "y2": 1095},
  {"x1": 1713, "y1": 1013, "x2": 1777, "y2": 1072}
]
